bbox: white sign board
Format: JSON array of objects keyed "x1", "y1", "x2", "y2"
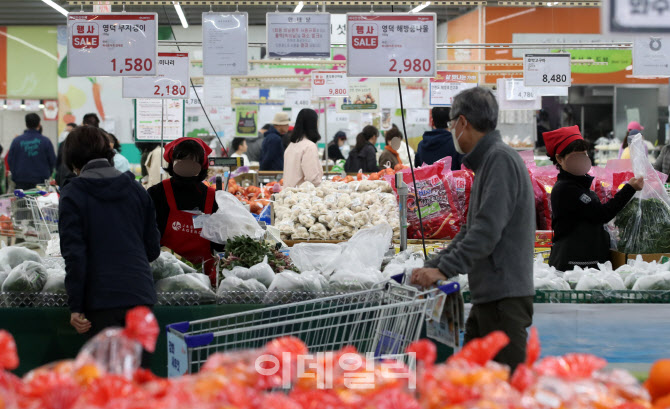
[
  {"x1": 267, "y1": 13, "x2": 331, "y2": 58},
  {"x1": 407, "y1": 109, "x2": 430, "y2": 126},
  {"x1": 497, "y1": 79, "x2": 541, "y2": 111},
  {"x1": 331, "y1": 14, "x2": 347, "y2": 44},
  {"x1": 506, "y1": 79, "x2": 537, "y2": 101},
  {"x1": 602, "y1": 0, "x2": 670, "y2": 34},
  {"x1": 430, "y1": 71, "x2": 479, "y2": 106},
  {"x1": 43, "y1": 100, "x2": 58, "y2": 120},
  {"x1": 347, "y1": 13, "x2": 436, "y2": 78},
  {"x1": 5, "y1": 99, "x2": 21, "y2": 111},
  {"x1": 311, "y1": 70, "x2": 348, "y2": 97},
  {"x1": 167, "y1": 331, "x2": 188, "y2": 377},
  {"x1": 204, "y1": 76, "x2": 232, "y2": 106},
  {"x1": 524, "y1": 54, "x2": 572, "y2": 87},
  {"x1": 203, "y1": 12, "x2": 248, "y2": 76},
  {"x1": 633, "y1": 36, "x2": 670, "y2": 77},
  {"x1": 67, "y1": 13, "x2": 157, "y2": 77},
  {"x1": 123, "y1": 53, "x2": 190, "y2": 99},
  {"x1": 284, "y1": 89, "x2": 312, "y2": 109},
  {"x1": 134, "y1": 98, "x2": 185, "y2": 142},
  {"x1": 24, "y1": 100, "x2": 41, "y2": 111}
]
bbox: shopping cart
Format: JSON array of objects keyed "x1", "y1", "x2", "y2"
[
  {"x1": 166, "y1": 274, "x2": 462, "y2": 377},
  {"x1": 0, "y1": 190, "x2": 59, "y2": 246}
]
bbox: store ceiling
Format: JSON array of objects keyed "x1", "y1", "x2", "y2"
[{"x1": 3, "y1": 0, "x2": 479, "y2": 26}]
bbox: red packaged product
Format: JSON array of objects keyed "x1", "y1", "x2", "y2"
[
  {"x1": 530, "y1": 166, "x2": 558, "y2": 231},
  {"x1": 444, "y1": 169, "x2": 474, "y2": 223}
]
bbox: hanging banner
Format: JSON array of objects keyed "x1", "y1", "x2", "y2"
[
  {"x1": 331, "y1": 14, "x2": 347, "y2": 44},
  {"x1": 24, "y1": 100, "x2": 41, "y2": 111},
  {"x1": 430, "y1": 71, "x2": 479, "y2": 106},
  {"x1": 204, "y1": 76, "x2": 232, "y2": 106},
  {"x1": 524, "y1": 54, "x2": 572, "y2": 87},
  {"x1": 122, "y1": 53, "x2": 190, "y2": 99},
  {"x1": 284, "y1": 89, "x2": 312, "y2": 109},
  {"x1": 43, "y1": 100, "x2": 58, "y2": 120},
  {"x1": 67, "y1": 13, "x2": 158, "y2": 77},
  {"x1": 267, "y1": 13, "x2": 331, "y2": 58},
  {"x1": 497, "y1": 79, "x2": 541, "y2": 111},
  {"x1": 203, "y1": 12, "x2": 248, "y2": 76},
  {"x1": 311, "y1": 70, "x2": 348, "y2": 97},
  {"x1": 337, "y1": 81, "x2": 380, "y2": 112},
  {"x1": 5, "y1": 99, "x2": 21, "y2": 111},
  {"x1": 602, "y1": 0, "x2": 670, "y2": 35},
  {"x1": 347, "y1": 13, "x2": 436, "y2": 78},
  {"x1": 134, "y1": 99, "x2": 185, "y2": 142},
  {"x1": 633, "y1": 36, "x2": 670, "y2": 77},
  {"x1": 506, "y1": 79, "x2": 538, "y2": 101},
  {"x1": 235, "y1": 105, "x2": 259, "y2": 137}
]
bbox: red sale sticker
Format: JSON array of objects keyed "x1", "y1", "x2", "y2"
[
  {"x1": 72, "y1": 22, "x2": 99, "y2": 49},
  {"x1": 351, "y1": 23, "x2": 378, "y2": 49}
]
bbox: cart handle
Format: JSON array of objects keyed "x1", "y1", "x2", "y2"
[
  {"x1": 14, "y1": 189, "x2": 47, "y2": 198},
  {"x1": 390, "y1": 272, "x2": 460, "y2": 295}
]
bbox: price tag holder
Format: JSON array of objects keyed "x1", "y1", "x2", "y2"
[
  {"x1": 203, "y1": 12, "x2": 248, "y2": 76},
  {"x1": 429, "y1": 71, "x2": 479, "y2": 106},
  {"x1": 506, "y1": 79, "x2": 537, "y2": 101},
  {"x1": 347, "y1": 13, "x2": 436, "y2": 78},
  {"x1": 311, "y1": 70, "x2": 348, "y2": 97},
  {"x1": 524, "y1": 53, "x2": 571, "y2": 87},
  {"x1": 67, "y1": 13, "x2": 158, "y2": 77},
  {"x1": 122, "y1": 53, "x2": 190, "y2": 99}
]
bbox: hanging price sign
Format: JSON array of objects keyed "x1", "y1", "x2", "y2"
[
  {"x1": 523, "y1": 53, "x2": 572, "y2": 87},
  {"x1": 122, "y1": 53, "x2": 190, "y2": 99},
  {"x1": 284, "y1": 89, "x2": 312, "y2": 109},
  {"x1": 67, "y1": 13, "x2": 158, "y2": 77},
  {"x1": 506, "y1": 79, "x2": 537, "y2": 101},
  {"x1": 347, "y1": 13, "x2": 436, "y2": 78},
  {"x1": 602, "y1": 0, "x2": 670, "y2": 34},
  {"x1": 267, "y1": 13, "x2": 331, "y2": 58},
  {"x1": 429, "y1": 71, "x2": 479, "y2": 106},
  {"x1": 203, "y1": 12, "x2": 249, "y2": 76},
  {"x1": 311, "y1": 70, "x2": 348, "y2": 97}
]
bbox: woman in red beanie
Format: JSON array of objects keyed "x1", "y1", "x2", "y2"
[
  {"x1": 148, "y1": 138, "x2": 220, "y2": 285},
  {"x1": 543, "y1": 126, "x2": 644, "y2": 271}
]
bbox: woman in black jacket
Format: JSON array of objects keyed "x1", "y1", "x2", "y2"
[
  {"x1": 543, "y1": 125, "x2": 643, "y2": 271},
  {"x1": 345, "y1": 125, "x2": 379, "y2": 173},
  {"x1": 324, "y1": 131, "x2": 347, "y2": 161}
]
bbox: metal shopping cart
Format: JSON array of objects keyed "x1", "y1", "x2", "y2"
[
  {"x1": 0, "y1": 190, "x2": 59, "y2": 246},
  {"x1": 166, "y1": 275, "x2": 463, "y2": 377}
]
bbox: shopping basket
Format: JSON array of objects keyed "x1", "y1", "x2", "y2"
[{"x1": 166, "y1": 275, "x2": 462, "y2": 376}]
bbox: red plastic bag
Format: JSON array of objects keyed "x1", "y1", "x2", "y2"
[
  {"x1": 535, "y1": 353, "x2": 607, "y2": 380},
  {"x1": 531, "y1": 166, "x2": 558, "y2": 231},
  {"x1": 444, "y1": 169, "x2": 474, "y2": 223},
  {"x1": 77, "y1": 375, "x2": 143, "y2": 407},
  {"x1": 448, "y1": 331, "x2": 510, "y2": 367},
  {"x1": 510, "y1": 327, "x2": 541, "y2": 392},
  {"x1": 369, "y1": 388, "x2": 421, "y2": 409},
  {"x1": 122, "y1": 307, "x2": 159, "y2": 353},
  {"x1": 0, "y1": 330, "x2": 19, "y2": 371},
  {"x1": 406, "y1": 339, "x2": 436, "y2": 367}
]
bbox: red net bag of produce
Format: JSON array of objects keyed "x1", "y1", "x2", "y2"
[
  {"x1": 444, "y1": 169, "x2": 474, "y2": 222},
  {"x1": 448, "y1": 331, "x2": 510, "y2": 367},
  {"x1": 530, "y1": 166, "x2": 558, "y2": 231},
  {"x1": 122, "y1": 307, "x2": 159, "y2": 353},
  {"x1": 535, "y1": 353, "x2": 607, "y2": 380},
  {"x1": 511, "y1": 327, "x2": 541, "y2": 392},
  {"x1": 0, "y1": 330, "x2": 18, "y2": 371},
  {"x1": 406, "y1": 339, "x2": 437, "y2": 367}
]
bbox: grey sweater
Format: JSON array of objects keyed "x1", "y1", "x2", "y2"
[{"x1": 424, "y1": 130, "x2": 535, "y2": 304}]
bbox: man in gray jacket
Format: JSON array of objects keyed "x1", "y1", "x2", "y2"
[{"x1": 412, "y1": 87, "x2": 535, "y2": 370}]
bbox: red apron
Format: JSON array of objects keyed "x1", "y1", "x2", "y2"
[{"x1": 160, "y1": 179, "x2": 217, "y2": 285}]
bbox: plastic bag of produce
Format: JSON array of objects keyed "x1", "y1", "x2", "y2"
[
  {"x1": 530, "y1": 166, "x2": 558, "y2": 232},
  {"x1": 290, "y1": 243, "x2": 342, "y2": 277},
  {"x1": 575, "y1": 272, "x2": 625, "y2": 291},
  {"x1": 333, "y1": 224, "x2": 393, "y2": 275},
  {"x1": 444, "y1": 169, "x2": 474, "y2": 222},
  {"x1": 218, "y1": 277, "x2": 267, "y2": 294},
  {"x1": 615, "y1": 133, "x2": 670, "y2": 254},
  {"x1": 155, "y1": 274, "x2": 216, "y2": 303},
  {"x1": 329, "y1": 267, "x2": 386, "y2": 292},
  {"x1": 243, "y1": 256, "x2": 276, "y2": 288},
  {"x1": 535, "y1": 275, "x2": 570, "y2": 291},
  {"x1": 0, "y1": 246, "x2": 43, "y2": 272},
  {"x1": 632, "y1": 272, "x2": 670, "y2": 290},
  {"x1": 264, "y1": 271, "x2": 324, "y2": 303},
  {"x1": 0, "y1": 271, "x2": 8, "y2": 289},
  {"x1": 150, "y1": 252, "x2": 184, "y2": 281},
  {"x1": 201, "y1": 191, "x2": 265, "y2": 244},
  {"x1": 1, "y1": 261, "x2": 47, "y2": 293},
  {"x1": 188, "y1": 273, "x2": 212, "y2": 289},
  {"x1": 41, "y1": 269, "x2": 66, "y2": 294}
]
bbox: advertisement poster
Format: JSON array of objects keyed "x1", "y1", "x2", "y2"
[
  {"x1": 337, "y1": 81, "x2": 380, "y2": 112},
  {"x1": 430, "y1": 71, "x2": 479, "y2": 106},
  {"x1": 236, "y1": 105, "x2": 258, "y2": 137},
  {"x1": 134, "y1": 98, "x2": 185, "y2": 142}
]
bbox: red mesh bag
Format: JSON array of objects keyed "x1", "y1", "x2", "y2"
[
  {"x1": 0, "y1": 330, "x2": 19, "y2": 371},
  {"x1": 406, "y1": 339, "x2": 437, "y2": 367},
  {"x1": 122, "y1": 307, "x2": 159, "y2": 353},
  {"x1": 535, "y1": 353, "x2": 607, "y2": 380},
  {"x1": 448, "y1": 331, "x2": 510, "y2": 367}
]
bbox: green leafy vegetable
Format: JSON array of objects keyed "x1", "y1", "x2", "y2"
[
  {"x1": 220, "y1": 237, "x2": 297, "y2": 274},
  {"x1": 615, "y1": 198, "x2": 670, "y2": 254}
]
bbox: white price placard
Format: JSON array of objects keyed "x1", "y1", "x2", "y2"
[
  {"x1": 311, "y1": 70, "x2": 348, "y2": 97},
  {"x1": 203, "y1": 12, "x2": 248, "y2": 76},
  {"x1": 347, "y1": 13, "x2": 436, "y2": 78},
  {"x1": 24, "y1": 100, "x2": 41, "y2": 111},
  {"x1": 122, "y1": 53, "x2": 190, "y2": 99},
  {"x1": 633, "y1": 36, "x2": 670, "y2": 76},
  {"x1": 497, "y1": 79, "x2": 541, "y2": 111},
  {"x1": 67, "y1": 13, "x2": 157, "y2": 77},
  {"x1": 134, "y1": 98, "x2": 185, "y2": 142},
  {"x1": 523, "y1": 54, "x2": 571, "y2": 87},
  {"x1": 267, "y1": 13, "x2": 331, "y2": 58},
  {"x1": 284, "y1": 89, "x2": 312, "y2": 109},
  {"x1": 6, "y1": 99, "x2": 21, "y2": 111},
  {"x1": 407, "y1": 109, "x2": 430, "y2": 126},
  {"x1": 506, "y1": 79, "x2": 537, "y2": 101},
  {"x1": 430, "y1": 71, "x2": 479, "y2": 106},
  {"x1": 603, "y1": 0, "x2": 670, "y2": 34},
  {"x1": 204, "y1": 76, "x2": 232, "y2": 106},
  {"x1": 167, "y1": 331, "x2": 188, "y2": 377}
]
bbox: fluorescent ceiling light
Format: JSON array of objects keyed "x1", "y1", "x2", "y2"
[
  {"x1": 410, "y1": 1, "x2": 431, "y2": 12},
  {"x1": 173, "y1": 2, "x2": 188, "y2": 28},
  {"x1": 294, "y1": 1, "x2": 304, "y2": 13},
  {"x1": 42, "y1": 0, "x2": 68, "y2": 17}
]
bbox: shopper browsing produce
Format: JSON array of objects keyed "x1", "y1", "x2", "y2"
[
  {"x1": 260, "y1": 113, "x2": 291, "y2": 171},
  {"x1": 543, "y1": 125, "x2": 643, "y2": 272},
  {"x1": 59, "y1": 126, "x2": 160, "y2": 342},
  {"x1": 415, "y1": 107, "x2": 463, "y2": 170},
  {"x1": 324, "y1": 130, "x2": 347, "y2": 161},
  {"x1": 7, "y1": 113, "x2": 56, "y2": 190},
  {"x1": 378, "y1": 126, "x2": 404, "y2": 169},
  {"x1": 148, "y1": 138, "x2": 220, "y2": 285},
  {"x1": 283, "y1": 108, "x2": 323, "y2": 188},
  {"x1": 344, "y1": 125, "x2": 380, "y2": 173},
  {"x1": 230, "y1": 137, "x2": 250, "y2": 166},
  {"x1": 247, "y1": 123, "x2": 271, "y2": 163},
  {"x1": 619, "y1": 121, "x2": 644, "y2": 159},
  {"x1": 411, "y1": 87, "x2": 535, "y2": 371}
]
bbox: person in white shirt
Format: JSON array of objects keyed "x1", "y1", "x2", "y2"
[{"x1": 230, "y1": 137, "x2": 250, "y2": 166}]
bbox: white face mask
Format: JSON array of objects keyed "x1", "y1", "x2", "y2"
[{"x1": 452, "y1": 118, "x2": 466, "y2": 155}]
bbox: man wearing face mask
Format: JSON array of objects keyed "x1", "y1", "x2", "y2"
[
  {"x1": 543, "y1": 126, "x2": 643, "y2": 272},
  {"x1": 379, "y1": 127, "x2": 404, "y2": 169},
  {"x1": 147, "y1": 138, "x2": 221, "y2": 285},
  {"x1": 411, "y1": 87, "x2": 535, "y2": 371}
]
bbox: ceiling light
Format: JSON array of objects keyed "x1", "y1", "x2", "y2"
[
  {"x1": 410, "y1": 1, "x2": 431, "y2": 13},
  {"x1": 294, "y1": 1, "x2": 304, "y2": 13},
  {"x1": 41, "y1": 0, "x2": 68, "y2": 17},
  {"x1": 173, "y1": 2, "x2": 188, "y2": 28}
]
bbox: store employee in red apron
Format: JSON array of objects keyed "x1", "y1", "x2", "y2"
[{"x1": 148, "y1": 138, "x2": 221, "y2": 285}]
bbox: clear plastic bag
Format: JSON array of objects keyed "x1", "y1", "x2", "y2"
[
  {"x1": 1, "y1": 261, "x2": 47, "y2": 293},
  {"x1": 201, "y1": 191, "x2": 265, "y2": 244},
  {"x1": 328, "y1": 267, "x2": 385, "y2": 292},
  {"x1": 631, "y1": 272, "x2": 670, "y2": 290},
  {"x1": 154, "y1": 274, "x2": 216, "y2": 302},
  {"x1": 41, "y1": 269, "x2": 66, "y2": 294},
  {"x1": 0, "y1": 246, "x2": 43, "y2": 272},
  {"x1": 332, "y1": 224, "x2": 393, "y2": 275},
  {"x1": 232, "y1": 256, "x2": 276, "y2": 288},
  {"x1": 290, "y1": 243, "x2": 342, "y2": 277},
  {"x1": 150, "y1": 252, "x2": 184, "y2": 281},
  {"x1": 218, "y1": 277, "x2": 267, "y2": 294}
]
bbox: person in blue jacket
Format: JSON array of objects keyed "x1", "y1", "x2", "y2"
[
  {"x1": 414, "y1": 107, "x2": 464, "y2": 170},
  {"x1": 260, "y1": 112, "x2": 291, "y2": 171},
  {"x1": 7, "y1": 113, "x2": 56, "y2": 190},
  {"x1": 59, "y1": 125, "x2": 160, "y2": 355}
]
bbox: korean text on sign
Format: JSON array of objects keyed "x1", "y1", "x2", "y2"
[
  {"x1": 67, "y1": 13, "x2": 158, "y2": 77},
  {"x1": 267, "y1": 13, "x2": 331, "y2": 58},
  {"x1": 429, "y1": 71, "x2": 479, "y2": 106}
]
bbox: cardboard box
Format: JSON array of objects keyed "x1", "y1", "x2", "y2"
[{"x1": 610, "y1": 250, "x2": 670, "y2": 269}]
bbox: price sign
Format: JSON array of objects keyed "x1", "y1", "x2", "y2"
[
  {"x1": 429, "y1": 71, "x2": 479, "y2": 106},
  {"x1": 524, "y1": 54, "x2": 571, "y2": 87},
  {"x1": 203, "y1": 12, "x2": 248, "y2": 76},
  {"x1": 5, "y1": 99, "x2": 21, "y2": 111},
  {"x1": 311, "y1": 70, "x2": 348, "y2": 97},
  {"x1": 24, "y1": 100, "x2": 41, "y2": 111},
  {"x1": 602, "y1": 0, "x2": 670, "y2": 34},
  {"x1": 506, "y1": 79, "x2": 537, "y2": 101},
  {"x1": 167, "y1": 332, "x2": 188, "y2": 377},
  {"x1": 67, "y1": 13, "x2": 157, "y2": 77},
  {"x1": 267, "y1": 13, "x2": 331, "y2": 58},
  {"x1": 284, "y1": 89, "x2": 312, "y2": 109},
  {"x1": 347, "y1": 13, "x2": 436, "y2": 78},
  {"x1": 633, "y1": 36, "x2": 670, "y2": 76},
  {"x1": 122, "y1": 53, "x2": 190, "y2": 99},
  {"x1": 134, "y1": 98, "x2": 185, "y2": 142},
  {"x1": 204, "y1": 76, "x2": 232, "y2": 106}
]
